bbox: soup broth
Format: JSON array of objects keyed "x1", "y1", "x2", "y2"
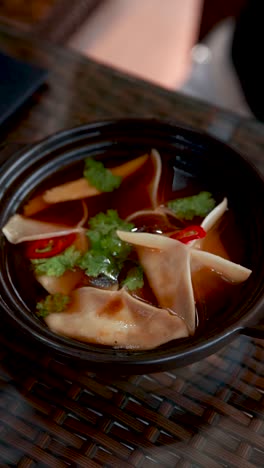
[{"x1": 3, "y1": 150, "x2": 251, "y2": 350}]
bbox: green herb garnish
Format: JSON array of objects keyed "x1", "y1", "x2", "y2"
[
  {"x1": 84, "y1": 158, "x2": 122, "y2": 192},
  {"x1": 79, "y1": 210, "x2": 134, "y2": 281},
  {"x1": 78, "y1": 251, "x2": 120, "y2": 280},
  {"x1": 167, "y1": 191, "x2": 216, "y2": 220},
  {"x1": 122, "y1": 265, "x2": 144, "y2": 291},
  {"x1": 31, "y1": 245, "x2": 81, "y2": 277},
  {"x1": 36, "y1": 293, "x2": 71, "y2": 317}
]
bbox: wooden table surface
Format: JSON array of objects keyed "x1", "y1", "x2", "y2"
[{"x1": 0, "y1": 24, "x2": 264, "y2": 468}]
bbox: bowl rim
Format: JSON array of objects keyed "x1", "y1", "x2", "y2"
[{"x1": 1, "y1": 117, "x2": 264, "y2": 371}]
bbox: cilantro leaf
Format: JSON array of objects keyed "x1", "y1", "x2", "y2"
[
  {"x1": 79, "y1": 210, "x2": 134, "y2": 281},
  {"x1": 88, "y1": 209, "x2": 134, "y2": 235},
  {"x1": 78, "y1": 251, "x2": 120, "y2": 280},
  {"x1": 167, "y1": 191, "x2": 216, "y2": 220},
  {"x1": 36, "y1": 293, "x2": 70, "y2": 317},
  {"x1": 84, "y1": 158, "x2": 122, "y2": 192},
  {"x1": 31, "y1": 245, "x2": 81, "y2": 277},
  {"x1": 122, "y1": 265, "x2": 144, "y2": 291}
]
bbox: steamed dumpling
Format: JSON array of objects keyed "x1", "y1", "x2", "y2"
[
  {"x1": 45, "y1": 287, "x2": 188, "y2": 349},
  {"x1": 117, "y1": 231, "x2": 196, "y2": 333},
  {"x1": 2, "y1": 214, "x2": 85, "y2": 244},
  {"x1": 2, "y1": 201, "x2": 88, "y2": 244},
  {"x1": 117, "y1": 229, "x2": 252, "y2": 334}
]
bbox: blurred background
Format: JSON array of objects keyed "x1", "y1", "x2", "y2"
[{"x1": 0, "y1": 0, "x2": 251, "y2": 117}]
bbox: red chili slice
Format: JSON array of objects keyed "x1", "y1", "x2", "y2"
[
  {"x1": 170, "y1": 225, "x2": 206, "y2": 244},
  {"x1": 25, "y1": 233, "x2": 76, "y2": 259}
]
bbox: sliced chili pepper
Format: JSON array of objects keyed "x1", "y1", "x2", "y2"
[
  {"x1": 170, "y1": 225, "x2": 206, "y2": 244},
  {"x1": 25, "y1": 233, "x2": 76, "y2": 259}
]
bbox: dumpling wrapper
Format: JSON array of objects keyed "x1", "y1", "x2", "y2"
[
  {"x1": 2, "y1": 207, "x2": 89, "y2": 294},
  {"x1": 117, "y1": 230, "x2": 252, "y2": 334},
  {"x1": 117, "y1": 231, "x2": 195, "y2": 333},
  {"x1": 126, "y1": 149, "x2": 162, "y2": 222},
  {"x1": 191, "y1": 249, "x2": 251, "y2": 282},
  {"x1": 148, "y1": 149, "x2": 162, "y2": 208},
  {"x1": 189, "y1": 198, "x2": 228, "y2": 254},
  {"x1": 200, "y1": 197, "x2": 228, "y2": 232},
  {"x1": 38, "y1": 269, "x2": 84, "y2": 295},
  {"x1": 2, "y1": 215, "x2": 86, "y2": 244},
  {"x1": 36, "y1": 232, "x2": 89, "y2": 295},
  {"x1": 2, "y1": 201, "x2": 88, "y2": 244},
  {"x1": 45, "y1": 287, "x2": 188, "y2": 349}
]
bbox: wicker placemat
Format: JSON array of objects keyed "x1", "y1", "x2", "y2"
[
  {"x1": 0, "y1": 0, "x2": 55, "y2": 26},
  {"x1": 0, "y1": 331, "x2": 263, "y2": 466},
  {"x1": 0, "y1": 0, "x2": 105, "y2": 44}
]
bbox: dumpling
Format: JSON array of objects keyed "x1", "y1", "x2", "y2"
[
  {"x1": 2, "y1": 201, "x2": 88, "y2": 244},
  {"x1": 117, "y1": 231, "x2": 196, "y2": 333},
  {"x1": 117, "y1": 228, "x2": 252, "y2": 334},
  {"x1": 45, "y1": 287, "x2": 188, "y2": 349},
  {"x1": 2, "y1": 214, "x2": 85, "y2": 244}
]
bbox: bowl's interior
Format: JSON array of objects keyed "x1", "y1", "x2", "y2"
[{"x1": 0, "y1": 119, "x2": 264, "y2": 372}]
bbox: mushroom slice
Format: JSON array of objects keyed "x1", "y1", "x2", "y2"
[
  {"x1": 43, "y1": 154, "x2": 149, "y2": 204},
  {"x1": 45, "y1": 287, "x2": 188, "y2": 349}
]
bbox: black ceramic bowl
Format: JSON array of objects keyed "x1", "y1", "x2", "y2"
[{"x1": 0, "y1": 119, "x2": 264, "y2": 374}]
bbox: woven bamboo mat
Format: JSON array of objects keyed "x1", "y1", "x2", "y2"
[
  {"x1": 0, "y1": 0, "x2": 105, "y2": 44},
  {"x1": 0, "y1": 331, "x2": 264, "y2": 466}
]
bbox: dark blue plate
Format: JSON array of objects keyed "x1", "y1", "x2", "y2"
[{"x1": 0, "y1": 51, "x2": 47, "y2": 126}]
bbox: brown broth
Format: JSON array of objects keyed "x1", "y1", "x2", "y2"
[{"x1": 12, "y1": 152, "x2": 248, "y2": 342}]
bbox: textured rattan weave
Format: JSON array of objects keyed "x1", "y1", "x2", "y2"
[
  {"x1": 0, "y1": 24, "x2": 264, "y2": 467},
  {"x1": 0, "y1": 331, "x2": 264, "y2": 466}
]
